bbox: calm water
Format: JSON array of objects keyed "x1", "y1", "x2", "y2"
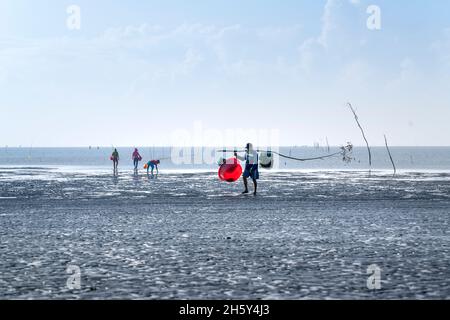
[{"x1": 0, "y1": 147, "x2": 449, "y2": 171}]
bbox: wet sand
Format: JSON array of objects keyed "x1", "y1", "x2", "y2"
[{"x1": 0, "y1": 169, "x2": 449, "y2": 299}]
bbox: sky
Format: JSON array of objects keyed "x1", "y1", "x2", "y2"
[{"x1": 0, "y1": 0, "x2": 449, "y2": 147}]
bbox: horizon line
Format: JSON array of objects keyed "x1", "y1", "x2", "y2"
[{"x1": 2, "y1": 145, "x2": 450, "y2": 149}]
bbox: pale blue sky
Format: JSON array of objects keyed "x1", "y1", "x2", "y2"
[{"x1": 1, "y1": 0, "x2": 449, "y2": 147}]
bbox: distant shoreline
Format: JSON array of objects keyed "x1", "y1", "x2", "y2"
[{"x1": 2, "y1": 146, "x2": 450, "y2": 148}]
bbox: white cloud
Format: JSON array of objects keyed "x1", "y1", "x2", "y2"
[
  {"x1": 339, "y1": 60, "x2": 373, "y2": 85},
  {"x1": 0, "y1": 22, "x2": 315, "y2": 108},
  {"x1": 318, "y1": 0, "x2": 339, "y2": 47},
  {"x1": 432, "y1": 28, "x2": 450, "y2": 68},
  {"x1": 399, "y1": 58, "x2": 417, "y2": 80},
  {"x1": 102, "y1": 24, "x2": 164, "y2": 41},
  {"x1": 298, "y1": 0, "x2": 362, "y2": 72}
]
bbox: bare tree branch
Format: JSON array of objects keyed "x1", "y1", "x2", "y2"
[
  {"x1": 384, "y1": 134, "x2": 397, "y2": 176},
  {"x1": 347, "y1": 103, "x2": 372, "y2": 168}
]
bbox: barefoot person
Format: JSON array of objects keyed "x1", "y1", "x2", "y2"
[
  {"x1": 145, "y1": 160, "x2": 160, "y2": 175},
  {"x1": 111, "y1": 148, "x2": 119, "y2": 173},
  {"x1": 235, "y1": 143, "x2": 259, "y2": 195},
  {"x1": 132, "y1": 148, "x2": 142, "y2": 171}
]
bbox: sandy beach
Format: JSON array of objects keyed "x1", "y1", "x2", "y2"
[{"x1": 0, "y1": 168, "x2": 449, "y2": 299}]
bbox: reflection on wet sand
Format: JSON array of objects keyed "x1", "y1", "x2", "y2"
[{"x1": 0, "y1": 168, "x2": 449, "y2": 299}]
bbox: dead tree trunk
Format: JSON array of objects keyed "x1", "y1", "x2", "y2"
[
  {"x1": 384, "y1": 134, "x2": 397, "y2": 176},
  {"x1": 347, "y1": 103, "x2": 372, "y2": 170}
]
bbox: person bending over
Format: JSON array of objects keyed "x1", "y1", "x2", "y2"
[{"x1": 146, "y1": 160, "x2": 160, "y2": 175}]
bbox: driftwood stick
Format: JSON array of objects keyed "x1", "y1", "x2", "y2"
[
  {"x1": 384, "y1": 134, "x2": 397, "y2": 175},
  {"x1": 347, "y1": 103, "x2": 372, "y2": 168}
]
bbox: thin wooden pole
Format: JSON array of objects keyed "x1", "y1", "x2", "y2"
[
  {"x1": 347, "y1": 103, "x2": 372, "y2": 169},
  {"x1": 384, "y1": 134, "x2": 397, "y2": 176}
]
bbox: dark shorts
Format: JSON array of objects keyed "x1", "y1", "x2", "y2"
[{"x1": 243, "y1": 164, "x2": 259, "y2": 180}]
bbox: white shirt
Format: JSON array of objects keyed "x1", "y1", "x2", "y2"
[{"x1": 238, "y1": 150, "x2": 259, "y2": 165}]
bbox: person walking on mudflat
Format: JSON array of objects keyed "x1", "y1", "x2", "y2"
[
  {"x1": 111, "y1": 148, "x2": 119, "y2": 174},
  {"x1": 132, "y1": 148, "x2": 142, "y2": 172},
  {"x1": 235, "y1": 143, "x2": 259, "y2": 195}
]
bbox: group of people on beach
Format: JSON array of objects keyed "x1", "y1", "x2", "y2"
[
  {"x1": 110, "y1": 143, "x2": 260, "y2": 195},
  {"x1": 110, "y1": 148, "x2": 160, "y2": 176}
]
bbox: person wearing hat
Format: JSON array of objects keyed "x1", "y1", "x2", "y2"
[{"x1": 235, "y1": 143, "x2": 259, "y2": 195}]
